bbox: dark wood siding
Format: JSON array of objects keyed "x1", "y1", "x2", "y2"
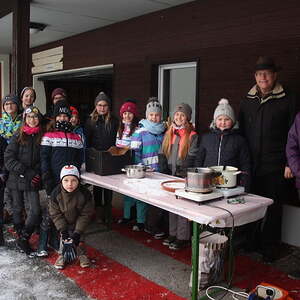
[{"x1": 31, "y1": 0, "x2": 300, "y2": 130}]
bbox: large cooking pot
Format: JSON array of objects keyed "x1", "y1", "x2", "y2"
[
  {"x1": 210, "y1": 166, "x2": 241, "y2": 188},
  {"x1": 122, "y1": 165, "x2": 148, "y2": 179},
  {"x1": 185, "y1": 167, "x2": 221, "y2": 193}
]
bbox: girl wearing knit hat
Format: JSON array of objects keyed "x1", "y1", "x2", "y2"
[
  {"x1": 4, "y1": 106, "x2": 44, "y2": 255},
  {"x1": 84, "y1": 91, "x2": 119, "y2": 225},
  {"x1": 195, "y1": 98, "x2": 251, "y2": 190},
  {"x1": 160, "y1": 103, "x2": 198, "y2": 250},
  {"x1": 38, "y1": 102, "x2": 84, "y2": 257},
  {"x1": 119, "y1": 97, "x2": 166, "y2": 233},
  {"x1": 116, "y1": 99, "x2": 139, "y2": 148}
]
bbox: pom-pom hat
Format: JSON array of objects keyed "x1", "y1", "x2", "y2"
[
  {"x1": 213, "y1": 98, "x2": 235, "y2": 123},
  {"x1": 146, "y1": 97, "x2": 162, "y2": 117}
]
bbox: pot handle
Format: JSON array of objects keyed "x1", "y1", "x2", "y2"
[{"x1": 233, "y1": 171, "x2": 242, "y2": 175}]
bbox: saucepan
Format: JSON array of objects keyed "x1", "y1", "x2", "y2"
[
  {"x1": 210, "y1": 166, "x2": 242, "y2": 188},
  {"x1": 122, "y1": 165, "x2": 152, "y2": 179},
  {"x1": 185, "y1": 167, "x2": 221, "y2": 193}
]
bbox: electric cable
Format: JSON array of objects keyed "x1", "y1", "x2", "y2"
[{"x1": 205, "y1": 286, "x2": 248, "y2": 300}]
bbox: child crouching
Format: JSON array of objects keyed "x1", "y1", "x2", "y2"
[{"x1": 48, "y1": 165, "x2": 94, "y2": 269}]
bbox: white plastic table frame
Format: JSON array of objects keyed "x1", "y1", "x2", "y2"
[{"x1": 81, "y1": 171, "x2": 273, "y2": 300}]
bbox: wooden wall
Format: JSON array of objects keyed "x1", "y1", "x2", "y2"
[{"x1": 31, "y1": 0, "x2": 300, "y2": 131}]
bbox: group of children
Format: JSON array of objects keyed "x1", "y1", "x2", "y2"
[{"x1": 3, "y1": 85, "x2": 300, "y2": 271}]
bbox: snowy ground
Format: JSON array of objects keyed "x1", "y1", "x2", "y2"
[{"x1": 0, "y1": 234, "x2": 93, "y2": 300}]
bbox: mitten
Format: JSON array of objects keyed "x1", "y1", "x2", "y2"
[
  {"x1": 31, "y1": 174, "x2": 41, "y2": 188},
  {"x1": 61, "y1": 230, "x2": 69, "y2": 241},
  {"x1": 62, "y1": 239, "x2": 77, "y2": 263},
  {"x1": 71, "y1": 232, "x2": 80, "y2": 246}
]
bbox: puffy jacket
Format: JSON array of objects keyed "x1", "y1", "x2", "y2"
[
  {"x1": 84, "y1": 115, "x2": 119, "y2": 151},
  {"x1": 286, "y1": 112, "x2": 300, "y2": 188},
  {"x1": 5, "y1": 132, "x2": 41, "y2": 191},
  {"x1": 48, "y1": 184, "x2": 94, "y2": 234},
  {"x1": 40, "y1": 130, "x2": 83, "y2": 184},
  {"x1": 0, "y1": 112, "x2": 22, "y2": 142},
  {"x1": 195, "y1": 127, "x2": 251, "y2": 191},
  {"x1": 239, "y1": 83, "x2": 297, "y2": 176}
]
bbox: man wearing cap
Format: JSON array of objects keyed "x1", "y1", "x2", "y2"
[{"x1": 239, "y1": 56, "x2": 297, "y2": 262}]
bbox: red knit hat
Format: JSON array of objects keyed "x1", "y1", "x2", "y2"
[
  {"x1": 119, "y1": 100, "x2": 137, "y2": 117},
  {"x1": 70, "y1": 106, "x2": 79, "y2": 115}
]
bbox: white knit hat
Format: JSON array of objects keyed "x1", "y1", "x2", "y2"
[
  {"x1": 60, "y1": 165, "x2": 80, "y2": 180},
  {"x1": 213, "y1": 98, "x2": 235, "y2": 123}
]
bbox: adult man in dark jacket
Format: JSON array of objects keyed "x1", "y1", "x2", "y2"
[{"x1": 239, "y1": 56, "x2": 297, "y2": 262}]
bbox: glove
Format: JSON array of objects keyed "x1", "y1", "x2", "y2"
[
  {"x1": 0, "y1": 172, "x2": 8, "y2": 183},
  {"x1": 62, "y1": 238, "x2": 77, "y2": 263},
  {"x1": 71, "y1": 232, "x2": 81, "y2": 246},
  {"x1": 31, "y1": 174, "x2": 41, "y2": 188},
  {"x1": 61, "y1": 230, "x2": 69, "y2": 241}
]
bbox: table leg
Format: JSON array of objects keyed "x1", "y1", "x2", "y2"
[{"x1": 191, "y1": 221, "x2": 201, "y2": 300}]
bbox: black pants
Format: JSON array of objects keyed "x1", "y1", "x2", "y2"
[
  {"x1": 0, "y1": 185, "x2": 4, "y2": 227},
  {"x1": 252, "y1": 171, "x2": 291, "y2": 247},
  {"x1": 145, "y1": 206, "x2": 169, "y2": 235}
]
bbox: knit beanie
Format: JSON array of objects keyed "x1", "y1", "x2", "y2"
[
  {"x1": 70, "y1": 105, "x2": 79, "y2": 116},
  {"x1": 2, "y1": 94, "x2": 19, "y2": 108},
  {"x1": 24, "y1": 106, "x2": 42, "y2": 120},
  {"x1": 60, "y1": 165, "x2": 80, "y2": 181},
  {"x1": 119, "y1": 99, "x2": 137, "y2": 117},
  {"x1": 51, "y1": 88, "x2": 67, "y2": 101},
  {"x1": 94, "y1": 91, "x2": 111, "y2": 107},
  {"x1": 173, "y1": 103, "x2": 192, "y2": 121},
  {"x1": 20, "y1": 87, "x2": 36, "y2": 102},
  {"x1": 146, "y1": 97, "x2": 162, "y2": 117},
  {"x1": 53, "y1": 100, "x2": 71, "y2": 118},
  {"x1": 213, "y1": 98, "x2": 235, "y2": 123}
]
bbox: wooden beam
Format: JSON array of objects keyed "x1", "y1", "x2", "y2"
[{"x1": 11, "y1": 0, "x2": 30, "y2": 95}]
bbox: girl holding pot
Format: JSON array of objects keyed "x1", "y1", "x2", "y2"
[
  {"x1": 194, "y1": 98, "x2": 251, "y2": 191},
  {"x1": 159, "y1": 103, "x2": 198, "y2": 250},
  {"x1": 84, "y1": 92, "x2": 119, "y2": 225}
]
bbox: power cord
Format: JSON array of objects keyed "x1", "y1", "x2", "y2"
[{"x1": 205, "y1": 286, "x2": 249, "y2": 300}]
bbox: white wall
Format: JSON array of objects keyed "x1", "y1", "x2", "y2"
[{"x1": 0, "y1": 54, "x2": 10, "y2": 98}]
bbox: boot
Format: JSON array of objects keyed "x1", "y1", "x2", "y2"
[
  {"x1": 17, "y1": 231, "x2": 33, "y2": 255},
  {"x1": 0, "y1": 227, "x2": 4, "y2": 246},
  {"x1": 37, "y1": 229, "x2": 49, "y2": 256}
]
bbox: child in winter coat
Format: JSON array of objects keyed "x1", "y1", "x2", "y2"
[
  {"x1": 0, "y1": 135, "x2": 7, "y2": 246},
  {"x1": 195, "y1": 99, "x2": 251, "y2": 191},
  {"x1": 84, "y1": 92, "x2": 119, "y2": 225},
  {"x1": 286, "y1": 112, "x2": 300, "y2": 279},
  {"x1": 38, "y1": 101, "x2": 84, "y2": 257},
  {"x1": 131, "y1": 97, "x2": 166, "y2": 236},
  {"x1": 160, "y1": 103, "x2": 198, "y2": 250},
  {"x1": 4, "y1": 106, "x2": 44, "y2": 255},
  {"x1": 115, "y1": 99, "x2": 143, "y2": 230},
  {"x1": 49, "y1": 165, "x2": 94, "y2": 270}
]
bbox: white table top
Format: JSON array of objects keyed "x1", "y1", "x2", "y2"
[{"x1": 81, "y1": 171, "x2": 273, "y2": 228}]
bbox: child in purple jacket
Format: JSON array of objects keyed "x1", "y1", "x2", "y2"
[{"x1": 286, "y1": 111, "x2": 300, "y2": 280}]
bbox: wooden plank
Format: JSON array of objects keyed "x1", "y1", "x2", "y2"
[
  {"x1": 31, "y1": 62, "x2": 63, "y2": 74},
  {"x1": 32, "y1": 54, "x2": 63, "y2": 67},
  {"x1": 32, "y1": 46, "x2": 63, "y2": 60}
]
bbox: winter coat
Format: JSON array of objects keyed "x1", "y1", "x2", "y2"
[
  {"x1": 159, "y1": 128, "x2": 198, "y2": 177},
  {"x1": 0, "y1": 136, "x2": 7, "y2": 188},
  {"x1": 286, "y1": 112, "x2": 300, "y2": 188},
  {"x1": 0, "y1": 112, "x2": 22, "y2": 142},
  {"x1": 48, "y1": 184, "x2": 94, "y2": 234},
  {"x1": 195, "y1": 127, "x2": 251, "y2": 191},
  {"x1": 4, "y1": 132, "x2": 41, "y2": 191},
  {"x1": 239, "y1": 83, "x2": 297, "y2": 176},
  {"x1": 40, "y1": 130, "x2": 83, "y2": 184},
  {"x1": 131, "y1": 120, "x2": 165, "y2": 171},
  {"x1": 84, "y1": 115, "x2": 119, "y2": 151}
]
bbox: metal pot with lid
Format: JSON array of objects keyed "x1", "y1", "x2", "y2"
[
  {"x1": 185, "y1": 167, "x2": 221, "y2": 193},
  {"x1": 122, "y1": 165, "x2": 150, "y2": 179}
]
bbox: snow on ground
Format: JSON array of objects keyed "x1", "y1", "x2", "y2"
[{"x1": 0, "y1": 236, "x2": 92, "y2": 300}]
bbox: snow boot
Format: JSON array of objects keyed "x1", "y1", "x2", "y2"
[{"x1": 0, "y1": 227, "x2": 4, "y2": 246}]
